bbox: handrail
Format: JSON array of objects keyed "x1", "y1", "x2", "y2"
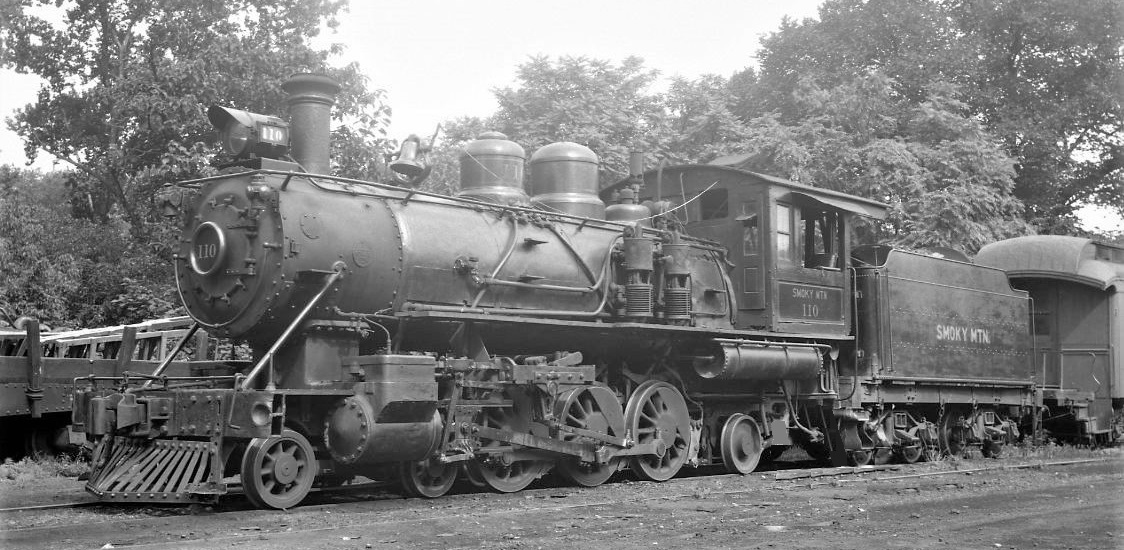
[
  {"x1": 240, "y1": 264, "x2": 345, "y2": 391},
  {"x1": 139, "y1": 323, "x2": 201, "y2": 389}
]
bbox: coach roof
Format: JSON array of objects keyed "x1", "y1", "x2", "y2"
[{"x1": 975, "y1": 236, "x2": 1124, "y2": 291}]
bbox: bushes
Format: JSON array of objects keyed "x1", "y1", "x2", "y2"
[{"x1": 0, "y1": 166, "x2": 180, "y2": 329}]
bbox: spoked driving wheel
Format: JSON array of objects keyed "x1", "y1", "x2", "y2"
[
  {"x1": 399, "y1": 457, "x2": 457, "y2": 498},
  {"x1": 624, "y1": 381, "x2": 692, "y2": 482},
  {"x1": 241, "y1": 429, "x2": 318, "y2": 509},
  {"x1": 720, "y1": 414, "x2": 764, "y2": 474},
  {"x1": 554, "y1": 386, "x2": 625, "y2": 487},
  {"x1": 468, "y1": 394, "x2": 548, "y2": 493}
]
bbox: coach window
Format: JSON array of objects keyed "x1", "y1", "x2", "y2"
[
  {"x1": 803, "y1": 209, "x2": 841, "y2": 269},
  {"x1": 776, "y1": 203, "x2": 794, "y2": 262}
]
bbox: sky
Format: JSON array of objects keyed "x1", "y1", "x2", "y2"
[{"x1": 0, "y1": 0, "x2": 1119, "y2": 231}]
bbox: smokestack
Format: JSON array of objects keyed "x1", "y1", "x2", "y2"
[{"x1": 282, "y1": 73, "x2": 341, "y2": 175}]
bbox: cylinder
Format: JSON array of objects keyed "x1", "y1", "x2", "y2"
[
  {"x1": 456, "y1": 132, "x2": 529, "y2": 205},
  {"x1": 696, "y1": 341, "x2": 823, "y2": 380},
  {"x1": 529, "y1": 142, "x2": 605, "y2": 219},
  {"x1": 324, "y1": 395, "x2": 441, "y2": 465},
  {"x1": 282, "y1": 73, "x2": 341, "y2": 175}
]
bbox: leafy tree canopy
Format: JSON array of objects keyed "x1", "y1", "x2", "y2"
[
  {"x1": 742, "y1": 0, "x2": 1123, "y2": 232},
  {"x1": 450, "y1": 55, "x2": 1029, "y2": 253},
  {"x1": 735, "y1": 74, "x2": 1031, "y2": 253},
  {"x1": 1, "y1": 0, "x2": 390, "y2": 239},
  {"x1": 0, "y1": 165, "x2": 176, "y2": 327}
]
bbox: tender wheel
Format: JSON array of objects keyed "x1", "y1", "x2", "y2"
[
  {"x1": 981, "y1": 438, "x2": 1003, "y2": 459},
  {"x1": 872, "y1": 447, "x2": 893, "y2": 465},
  {"x1": 897, "y1": 444, "x2": 923, "y2": 464},
  {"x1": 847, "y1": 449, "x2": 873, "y2": 466},
  {"x1": 241, "y1": 430, "x2": 318, "y2": 509},
  {"x1": 554, "y1": 386, "x2": 625, "y2": 487},
  {"x1": 624, "y1": 381, "x2": 692, "y2": 482},
  {"x1": 399, "y1": 457, "x2": 457, "y2": 498},
  {"x1": 469, "y1": 396, "x2": 547, "y2": 493},
  {"x1": 940, "y1": 413, "x2": 968, "y2": 458},
  {"x1": 720, "y1": 414, "x2": 764, "y2": 475}
]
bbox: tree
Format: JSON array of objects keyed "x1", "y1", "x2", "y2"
[
  {"x1": 742, "y1": 0, "x2": 1123, "y2": 232},
  {"x1": 661, "y1": 74, "x2": 751, "y2": 165},
  {"x1": 733, "y1": 74, "x2": 1030, "y2": 253},
  {"x1": 0, "y1": 165, "x2": 176, "y2": 327},
  {"x1": 1, "y1": 0, "x2": 389, "y2": 241},
  {"x1": 492, "y1": 56, "x2": 667, "y2": 187}
]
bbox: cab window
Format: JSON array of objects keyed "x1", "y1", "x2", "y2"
[
  {"x1": 802, "y1": 209, "x2": 841, "y2": 269},
  {"x1": 700, "y1": 188, "x2": 729, "y2": 220},
  {"x1": 740, "y1": 201, "x2": 760, "y2": 256},
  {"x1": 776, "y1": 203, "x2": 794, "y2": 262}
]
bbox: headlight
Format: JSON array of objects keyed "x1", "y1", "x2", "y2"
[{"x1": 207, "y1": 106, "x2": 290, "y2": 159}]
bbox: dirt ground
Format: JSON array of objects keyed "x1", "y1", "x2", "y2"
[{"x1": 2, "y1": 450, "x2": 1122, "y2": 550}]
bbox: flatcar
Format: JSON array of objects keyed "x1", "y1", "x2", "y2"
[
  {"x1": 0, "y1": 317, "x2": 223, "y2": 458},
  {"x1": 69, "y1": 74, "x2": 1118, "y2": 509}
]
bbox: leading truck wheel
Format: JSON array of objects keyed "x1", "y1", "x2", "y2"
[
  {"x1": 241, "y1": 430, "x2": 317, "y2": 509},
  {"x1": 624, "y1": 381, "x2": 692, "y2": 482}
]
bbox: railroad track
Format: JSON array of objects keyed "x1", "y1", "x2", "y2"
[{"x1": 0, "y1": 456, "x2": 1110, "y2": 516}]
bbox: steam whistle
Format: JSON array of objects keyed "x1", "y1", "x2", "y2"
[{"x1": 389, "y1": 134, "x2": 433, "y2": 187}]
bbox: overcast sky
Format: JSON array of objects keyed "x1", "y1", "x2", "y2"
[
  {"x1": 0, "y1": 0, "x2": 1118, "y2": 231},
  {"x1": 0, "y1": 0, "x2": 822, "y2": 167}
]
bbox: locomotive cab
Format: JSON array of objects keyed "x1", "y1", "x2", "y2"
[{"x1": 601, "y1": 160, "x2": 886, "y2": 336}]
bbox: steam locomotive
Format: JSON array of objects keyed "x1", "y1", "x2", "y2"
[{"x1": 71, "y1": 74, "x2": 1123, "y2": 509}]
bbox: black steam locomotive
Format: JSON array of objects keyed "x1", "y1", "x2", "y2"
[{"x1": 71, "y1": 74, "x2": 1123, "y2": 509}]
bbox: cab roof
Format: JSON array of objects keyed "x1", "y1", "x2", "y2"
[{"x1": 602, "y1": 161, "x2": 888, "y2": 220}]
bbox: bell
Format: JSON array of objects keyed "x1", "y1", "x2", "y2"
[{"x1": 389, "y1": 135, "x2": 430, "y2": 184}]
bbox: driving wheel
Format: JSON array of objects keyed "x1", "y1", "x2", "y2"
[
  {"x1": 624, "y1": 381, "x2": 692, "y2": 482},
  {"x1": 554, "y1": 386, "x2": 625, "y2": 487},
  {"x1": 468, "y1": 395, "x2": 548, "y2": 493},
  {"x1": 399, "y1": 457, "x2": 457, "y2": 498},
  {"x1": 241, "y1": 429, "x2": 317, "y2": 509}
]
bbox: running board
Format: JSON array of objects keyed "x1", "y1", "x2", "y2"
[{"x1": 86, "y1": 437, "x2": 226, "y2": 503}]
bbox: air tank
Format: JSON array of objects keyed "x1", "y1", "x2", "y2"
[
  {"x1": 529, "y1": 142, "x2": 605, "y2": 219},
  {"x1": 456, "y1": 132, "x2": 529, "y2": 206}
]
